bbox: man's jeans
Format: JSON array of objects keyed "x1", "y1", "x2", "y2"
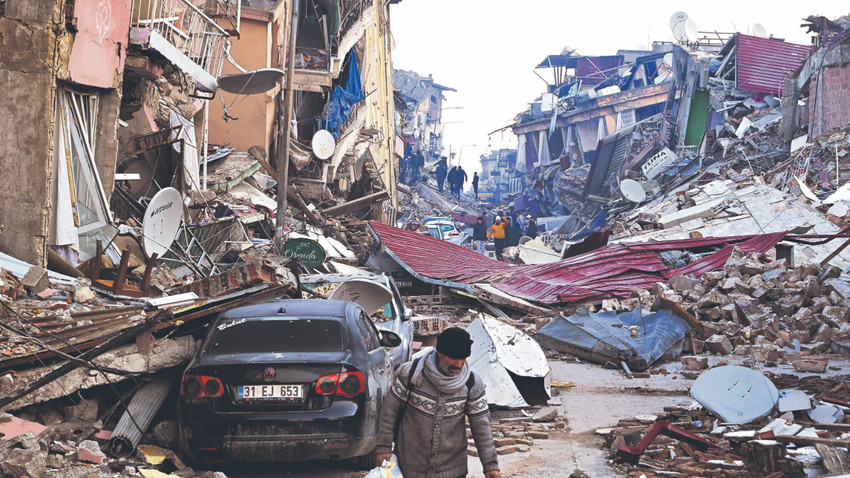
[{"x1": 474, "y1": 240, "x2": 486, "y2": 255}]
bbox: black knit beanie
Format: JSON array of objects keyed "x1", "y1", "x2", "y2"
[{"x1": 436, "y1": 327, "x2": 473, "y2": 359}]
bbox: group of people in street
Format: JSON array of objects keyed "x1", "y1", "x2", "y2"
[
  {"x1": 471, "y1": 213, "x2": 539, "y2": 261},
  {"x1": 435, "y1": 157, "x2": 478, "y2": 199}
]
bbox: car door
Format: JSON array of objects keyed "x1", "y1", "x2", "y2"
[{"x1": 357, "y1": 312, "x2": 392, "y2": 392}]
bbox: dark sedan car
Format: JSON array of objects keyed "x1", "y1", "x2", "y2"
[{"x1": 177, "y1": 299, "x2": 401, "y2": 466}]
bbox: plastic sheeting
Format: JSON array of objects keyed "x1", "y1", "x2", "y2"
[
  {"x1": 535, "y1": 307, "x2": 691, "y2": 371},
  {"x1": 326, "y1": 52, "x2": 364, "y2": 136}
]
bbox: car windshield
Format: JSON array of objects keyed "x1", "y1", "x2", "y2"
[{"x1": 207, "y1": 317, "x2": 344, "y2": 354}]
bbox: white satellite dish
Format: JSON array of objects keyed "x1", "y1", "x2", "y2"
[
  {"x1": 328, "y1": 278, "x2": 393, "y2": 315},
  {"x1": 669, "y1": 11, "x2": 689, "y2": 30},
  {"x1": 685, "y1": 19, "x2": 699, "y2": 42},
  {"x1": 662, "y1": 53, "x2": 674, "y2": 68},
  {"x1": 620, "y1": 179, "x2": 647, "y2": 203},
  {"x1": 141, "y1": 187, "x2": 183, "y2": 258},
  {"x1": 673, "y1": 22, "x2": 689, "y2": 43},
  {"x1": 311, "y1": 129, "x2": 336, "y2": 160},
  {"x1": 752, "y1": 23, "x2": 768, "y2": 38}
]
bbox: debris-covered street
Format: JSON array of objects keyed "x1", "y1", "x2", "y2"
[{"x1": 5, "y1": 1, "x2": 850, "y2": 477}]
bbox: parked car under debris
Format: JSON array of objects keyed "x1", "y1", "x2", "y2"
[
  {"x1": 300, "y1": 272, "x2": 414, "y2": 369},
  {"x1": 177, "y1": 299, "x2": 402, "y2": 466}
]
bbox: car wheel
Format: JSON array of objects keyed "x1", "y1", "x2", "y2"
[{"x1": 354, "y1": 448, "x2": 379, "y2": 470}]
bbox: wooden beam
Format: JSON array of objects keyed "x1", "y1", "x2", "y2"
[
  {"x1": 322, "y1": 190, "x2": 389, "y2": 217},
  {"x1": 248, "y1": 146, "x2": 279, "y2": 182}
]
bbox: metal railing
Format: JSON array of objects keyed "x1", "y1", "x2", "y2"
[{"x1": 130, "y1": 0, "x2": 230, "y2": 79}]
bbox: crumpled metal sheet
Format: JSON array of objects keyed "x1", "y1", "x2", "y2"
[
  {"x1": 535, "y1": 307, "x2": 691, "y2": 371},
  {"x1": 368, "y1": 220, "x2": 787, "y2": 306},
  {"x1": 467, "y1": 315, "x2": 550, "y2": 408}
]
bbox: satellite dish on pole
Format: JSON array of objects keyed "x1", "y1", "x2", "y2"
[
  {"x1": 685, "y1": 19, "x2": 699, "y2": 43},
  {"x1": 752, "y1": 23, "x2": 768, "y2": 38},
  {"x1": 142, "y1": 187, "x2": 183, "y2": 259},
  {"x1": 673, "y1": 22, "x2": 689, "y2": 43},
  {"x1": 217, "y1": 68, "x2": 286, "y2": 95},
  {"x1": 311, "y1": 130, "x2": 336, "y2": 160},
  {"x1": 669, "y1": 11, "x2": 688, "y2": 30},
  {"x1": 620, "y1": 179, "x2": 647, "y2": 203}
]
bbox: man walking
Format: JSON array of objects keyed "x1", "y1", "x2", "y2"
[
  {"x1": 375, "y1": 328, "x2": 501, "y2": 478},
  {"x1": 472, "y1": 172, "x2": 479, "y2": 200},
  {"x1": 487, "y1": 216, "x2": 507, "y2": 261},
  {"x1": 455, "y1": 166, "x2": 468, "y2": 197},
  {"x1": 436, "y1": 159, "x2": 448, "y2": 193},
  {"x1": 472, "y1": 216, "x2": 487, "y2": 255},
  {"x1": 448, "y1": 166, "x2": 458, "y2": 197}
]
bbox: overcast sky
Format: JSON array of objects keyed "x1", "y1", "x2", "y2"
[{"x1": 389, "y1": 1, "x2": 849, "y2": 172}]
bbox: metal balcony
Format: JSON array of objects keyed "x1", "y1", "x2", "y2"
[{"x1": 130, "y1": 0, "x2": 238, "y2": 90}]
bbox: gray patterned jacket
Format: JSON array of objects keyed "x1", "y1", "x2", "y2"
[{"x1": 375, "y1": 360, "x2": 499, "y2": 478}]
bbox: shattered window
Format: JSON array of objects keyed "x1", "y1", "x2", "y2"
[
  {"x1": 55, "y1": 88, "x2": 110, "y2": 233},
  {"x1": 207, "y1": 318, "x2": 344, "y2": 354}
]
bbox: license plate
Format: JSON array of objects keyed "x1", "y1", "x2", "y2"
[{"x1": 238, "y1": 384, "x2": 303, "y2": 400}]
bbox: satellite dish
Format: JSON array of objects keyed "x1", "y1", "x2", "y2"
[
  {"x1": 669, "y1": 11, "x2": 689, "y2": 30},
  {"x1": 312, "y1": 130, "x2": 336, "y2": 160},
  {"x1": 217, "y1": 68, "x2": 285, "y2": 95},
  {"x1": 328, "y1": 278, "x2": 393, "y2": 315},
  {"x1": 141, "y1": 187, "x2": 183, "y2": 258},
  {"x1": 752, "y1": 23, "x2": 768, "y2": 38},
  {"x1": 673, "y1": 22, "x2": 689, "y2": 43},
  {"x1": 662, "y1": 53, "x2": 674, "y2": 68},
  {"x1": 685, "y1": 19, "x2": 699, "y2": 42},
  {"x1": 620, "y1": 179, "x2": 647, "y2": 203}
]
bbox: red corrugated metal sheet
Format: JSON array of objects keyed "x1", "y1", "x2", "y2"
[
  {"x1": 368, "y1": 221, "x2": 787, "y2": 306},
  {"x1": 736, "y1": 34, "x2": 811, "y2": 94},
  {"x1": 369, "y1": 221, "x2": 513, "y2": 284}
]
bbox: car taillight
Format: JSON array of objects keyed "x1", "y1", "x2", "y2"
[
  {"x1": 315, "y1": 372, "x2": 365, "y2": 397},
  {"x1": 447, "y1": 231, "x2": 459, "y2": 236},
  {"x1": 181, "y1": 375, "x2": 224, "y2": 399}
]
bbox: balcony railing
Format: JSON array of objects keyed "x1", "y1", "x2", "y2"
[{"x1": 130, "y1": 0, "x2": 231, "y2": 90}]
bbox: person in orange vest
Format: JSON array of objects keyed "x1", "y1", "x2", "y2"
[{"x1": 487, "y1": 216, "x2": 507, "y2": 261}]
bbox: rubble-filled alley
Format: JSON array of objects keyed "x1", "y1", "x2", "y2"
[{"x1": 4, "y1": 1, "x2": 850, "y2": 478}]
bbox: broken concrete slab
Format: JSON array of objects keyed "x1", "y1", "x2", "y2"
[
  {"x1": 532, "y1": 407, "x2": 558, "y2": 422},
  {"x1": 1, "y1": 448, "x2": 46, "y2": 478},
  {"x1": 680, "y1": 356, "x2": 709, "y2": 371},
  {"x1": 793, "y1": 358, "x2": 828, "y2": 373},
  {"x1": 1, "y1": 335, "x2": 198, "y2": 411}
]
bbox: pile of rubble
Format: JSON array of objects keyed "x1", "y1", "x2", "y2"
[
  {"x1": 0, "y1": 409, "x2": 229, "y2": 478},
  {"x1": 599, "y1": 372, "x2": 850, "y2": 477},
  {"x1": 652, "y1": 248, "x2": 850, "y2": 365},
  {"x1": 469, "y1": 407, "x2": 568, "y2": 458}
]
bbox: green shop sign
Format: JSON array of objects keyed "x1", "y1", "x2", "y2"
[{"x1": 281, "y1": 238, "x2": 326, "y2": 269}]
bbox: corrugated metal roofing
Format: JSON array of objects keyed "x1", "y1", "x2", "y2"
[
  {"x1": 369, "y1": 221, "x2": 787, "y2": 306},
  {"x1": 735, "y1": 34, "x2": 811, "y2": 94}
]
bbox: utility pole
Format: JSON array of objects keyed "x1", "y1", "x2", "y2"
[{"x1": 275, "y1": 0, "x2": 299, "y2": 254}]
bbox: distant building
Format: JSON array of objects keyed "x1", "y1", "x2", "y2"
[
  {"x1": 393, "y1": 70, "x2": 456, "y2": 174},
  {"x1": 479, "y1": 149, "x2": 519, "y2": 202}
]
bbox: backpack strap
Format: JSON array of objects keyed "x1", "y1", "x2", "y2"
[
  {"x1": 394, "y1": 357, "x2": 421, "y2": 438},
  {"x1": 466, "y1": 372, "x2": 475, "y2": 394}
]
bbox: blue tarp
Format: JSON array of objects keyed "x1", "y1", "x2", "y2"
[
  {"x1": 535, "y1": 308, "x2": 691, "y2": 371},
  {"x1": 326, "y1": 53, "x2": 364, "y2": 136}
]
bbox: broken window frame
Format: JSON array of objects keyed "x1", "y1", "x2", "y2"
[{"x1": 55, "y1": 86, "x2": 112, "y2": 235}]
